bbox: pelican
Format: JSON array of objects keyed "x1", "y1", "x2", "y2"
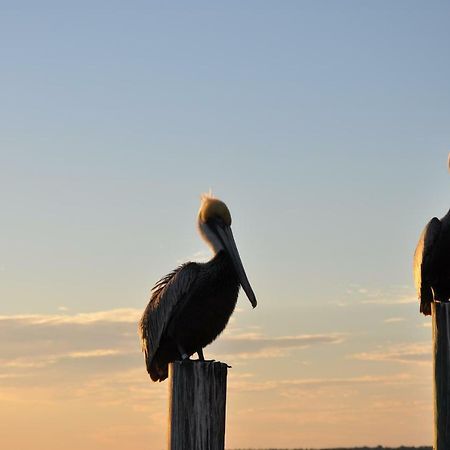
[
  {"x1": 414, "y1": 209, "x2": 450, "y2": 316},
  {"x1": 139, "y1": 194, "x2": 257, "y2": 382}
]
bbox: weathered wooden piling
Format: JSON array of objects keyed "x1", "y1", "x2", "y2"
[
  {"x1": 168, "y1": 360, "x2": 228, "y2": 450},
  {"x1": 433, "y1": 302, "x2": 450, "y2": 450}
]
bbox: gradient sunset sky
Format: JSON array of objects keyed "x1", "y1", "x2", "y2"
[{"x1": 1, "y1": 1, "x2": 450, "y2": 449}]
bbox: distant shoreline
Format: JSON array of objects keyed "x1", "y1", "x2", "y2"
[{"x1": 230, "y1": 447, "x2": 432, "y2": 450}]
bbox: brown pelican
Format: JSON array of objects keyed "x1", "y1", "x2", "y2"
[
  {"x1": 414, "y1": 209, "x2": 450, "y2": 316},
  {"x1": 139, "y1": 195, "x2": 257, "y2": 382}
]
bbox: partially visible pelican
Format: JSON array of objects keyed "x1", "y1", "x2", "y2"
[
  {"x1": 414, "y1": 209, "x2": 450, "y2": 316},
  {"x1": 139, "y1": 195, "x2": 257, "y2": 382}
]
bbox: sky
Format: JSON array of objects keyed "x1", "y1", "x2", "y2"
[{"x1": 1, "y1": 1, "x2": 450, "y2": 449}]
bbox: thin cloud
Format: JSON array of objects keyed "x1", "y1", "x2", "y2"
[
  {"x1": 0, "y1": 309, "x2": 142, "y2": 376},
  {"x1": 224, "y1": 332, "x2": 346, "y2": 344},
  {"x1": 1, "y1": 349, "x2": 126, "y2": 370},
  {"x1": 211, "y1": 331, "x2": 347, "y2": 361},
  {"x1": 228, "y1": 372, "x2": 414, "y2": 393},
  {"x1": 0, "y1": 308, "x2": 142, "y2": 325},
  {"x1": 285, "y1": 373, "x2": 413, "y2": 387},
  {"x1": 384, "y1": 317, "x2": 406, "y2": 323},
  {"x1": 346, "y1": 284, "x2": 417, "y2": 306},
  {"x1": 328, "y1": 300, "x2": 350, "y2": 307},
  {"x1": 0, "y1": 308, "x2": 345, "y2": 385},
  {"x1": 220, "y1": 331, "x2": 345, "y2": 349},
  {"x1": 68, "y1": 349, "x2": 122, "y2": 358},
  {"x1": 361, "y1": 296, "x2": 416, "y2": 305},
  {"x1": 350, "y1": 342, "x2": 431, "y2": 365}
]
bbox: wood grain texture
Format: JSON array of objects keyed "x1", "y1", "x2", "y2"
[
  {"x1": 433, "y1": 302, "x2": 450, "y2": 450},
  {"x1": 168, "y1": 360, "x2": 228, "y2": 450}
]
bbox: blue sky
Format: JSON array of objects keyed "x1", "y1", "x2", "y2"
[{"x1": 1, "y1": 1, "x2": 450, "y2": 448}]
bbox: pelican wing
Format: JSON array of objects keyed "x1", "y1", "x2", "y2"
[
  {"x1": 413, "y1": 217, "x2": 441, "y2": 315},
  {"x1": 138, "y1": 262, "x2": 200, "y2": 372}
]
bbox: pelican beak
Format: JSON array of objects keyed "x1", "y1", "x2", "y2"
[{"x1": 216, "y1": 225, "x2": 257, "y2": 308}]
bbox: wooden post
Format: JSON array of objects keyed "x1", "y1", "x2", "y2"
[
  {"x1": 168, "y1": 360, "x2": 228, "y2": 450},
  {"x1": 433, "y1": 302, "x2": 450, "y2": 449}
]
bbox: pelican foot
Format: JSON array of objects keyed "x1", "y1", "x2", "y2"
[
  {"x1": 197, "y1": 348, "x2": 205, "y2": 361},
  {"x1": 176, "y1": 356, "x2": 192, "y2": 367},
  {"x1": 176, "y1": 343, "x2": 190, "y2": 362}
]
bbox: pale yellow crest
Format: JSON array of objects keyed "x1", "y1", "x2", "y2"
[{"x1": 198, "y1": 193, "x2": 232, "y2": 225}]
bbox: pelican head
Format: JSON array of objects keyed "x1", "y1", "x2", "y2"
[{"x1": 198, "y1": 194, "x2": 257, "y2": 308}]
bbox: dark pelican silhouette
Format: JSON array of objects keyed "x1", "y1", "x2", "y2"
[
  {"x1": 139, "y1": 195, "x2": 257, "y2": 382},
  {"x1": 414, "y1": 209, "x2": 450, "y2": 316}
]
